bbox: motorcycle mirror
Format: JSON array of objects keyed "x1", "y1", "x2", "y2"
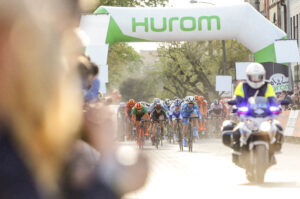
[
  {"x1": 280, "y1": 100, "x2": 290, "y2": 106},
  {"x1": 228, "y1": 100, "x2": 237, "y2": 106}
]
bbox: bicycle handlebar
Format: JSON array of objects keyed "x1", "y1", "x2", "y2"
[{"x1": 183, "y1": 116, "x2": 199, "y2": 119}]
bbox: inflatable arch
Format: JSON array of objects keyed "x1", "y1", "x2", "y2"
[
  {"x1": 81, "y1": 3, "x2": 289, "y2": 93},
  {"x1": 93, "y1": 3, "x2": 287, "y2": 63}
]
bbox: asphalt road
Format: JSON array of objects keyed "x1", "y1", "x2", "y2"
[{"x1": 123, "y1": 138, "x2": 300, "y2": 199}]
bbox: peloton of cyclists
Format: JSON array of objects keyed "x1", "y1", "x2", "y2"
[{"x1": 120, "y1": 96, "x2": 228, "y2": 148}]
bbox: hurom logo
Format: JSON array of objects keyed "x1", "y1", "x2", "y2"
[{"x1": 132, "y1": 16, "x2": 221, "y2": 32}]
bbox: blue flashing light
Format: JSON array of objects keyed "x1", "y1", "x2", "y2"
[{"x1": 238, "y1": 106, "x2": 248, "y2": 113}]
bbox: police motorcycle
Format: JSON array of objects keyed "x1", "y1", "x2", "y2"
[{"x1": 222, "y1": 96, "x2": 288, "y2": 183}]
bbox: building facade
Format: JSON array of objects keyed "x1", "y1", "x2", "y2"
[{"x1": 246, "y1": 0, "x2": 300, "y2": 86}]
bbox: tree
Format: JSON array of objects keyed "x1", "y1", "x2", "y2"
[
  {"x1": 107, "y1": 43, "x2": 142, "y2": 89},
  {"x1": 88, "y1": 0, "x2": 169, "y2": 91},
  {"x1": 93, "y1": 0, "x2": 168, "y2": 10},
  {"x1": 155, "y1": 41, "x2": 251, "y2": 102},
  {"x1": 119, "y1": 77, "x2": 158, "y2": 102}
]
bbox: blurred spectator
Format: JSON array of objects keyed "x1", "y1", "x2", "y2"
[
  {"x1": 77, "y1": 55, "x2": 93, "y2": 89},
  {"x1": 98, "y1": 92, "x2": 105, "y2": 102},
  {"x1": 0, "y1": 0, "x2": 149, "y2": 199},
  {"x1": 278, "y1": 91, "x2": 293, "y2": 110},
  {"x1": 0, "y1": 0, "x2": 82, "y2": 198},
  {"x1": 291, "y1": 86, "x2": 300, "y2": 109},
  {"x1": 84, "y1": 62, "x2": 100, "y2": 102},
  {"x1": 111, "y1": 89, "x2": 122, "y2": 103}
]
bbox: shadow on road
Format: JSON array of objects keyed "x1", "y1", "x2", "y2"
[{"x1": 240, "y1": 182, "x2": 300, "y2": 188}]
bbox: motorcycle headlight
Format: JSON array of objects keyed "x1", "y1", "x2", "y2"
[{"x1": 259, "y1": 121, "x2": 272, "y2": 133}]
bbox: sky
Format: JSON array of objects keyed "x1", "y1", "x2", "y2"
[{"x1": 129, "y1": 0, "x2": 244, "y2": 52}]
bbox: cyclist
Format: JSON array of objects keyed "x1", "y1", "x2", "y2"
[
  {"x1": 149, "y1": 98, "x2": 161, "y2": 114},
  {"x1": 163, "y1": 98, "x2": 171, "y2": 110},
  {"x1": 149, "y1": 98, "x2": 161, "y2": 137},
  {"x1": 195, "y1": 96, "x2": 208, "y2": 132},
  {"x1": 169, "y1": 99, "x2": 183, "y2": 141},
  {"x1": 208, "y1": 99, "x2": 224, "y2": 134},
  {"x1": 163, "y1": 98, "x2": 172, "y2": 140},
  {"x1": 220, "y1": 99, "x2": 229, "y2": 118},
  {"x1": 131, "y1": 103, "x2": 150, "y2": 146},
  {"x1": 125, "y1": 99, "x2": 136, "y2": 140},
  {"x1": 117, "y1": 102, "x2": 127, "y2": 141},
  {"x1": 140, "y1": 101, "x2": 150, "y2": 136},
  {"x1": 150, "y1": 103, "x2": 167, "y2": 145},
  {"x1": 209, "y1": 99, "x2": 224, "y2": 116},
  {"x1": 181, "y1": 96, "x2": 201, "y2": 147}
]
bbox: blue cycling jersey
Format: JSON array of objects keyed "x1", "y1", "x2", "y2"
[
  {"x1": 181, "y1": 102, "x2": 201, "y2": 119},
  {"x1": 169, "y1": 103, "x2": 182, "y2": 120}
]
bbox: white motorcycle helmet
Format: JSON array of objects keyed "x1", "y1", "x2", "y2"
[{"x1": 246, "y1": 63, "x2": 266, "y2": 89}]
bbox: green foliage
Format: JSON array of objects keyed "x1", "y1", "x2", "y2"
[
  {"x1": 107, "y1": 43, "x2": 142, "y2": 89},
  {"x1": 88, "y1": 0, "x2": 169, "y2": 92},
  {"x1": 119, "y1": 77, "x2": 157, "y2": 102},
  {"x1": 155, "y1": 41, "x2": 251, "y2": 102},
  {"x1": 90, "y1": 0, "x2": 169, "y2": 12}
]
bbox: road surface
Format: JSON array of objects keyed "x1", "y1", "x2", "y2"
[{"x1": 122, "y1": 138, "x2": 300, "y2": 199}]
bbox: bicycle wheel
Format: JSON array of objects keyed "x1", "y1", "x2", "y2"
[
  {"x1": 140, "y1": 126, "x2": 144, "y2": 149},
  {"x1": 188, "y1": 123, "x2": 193, "y2": 152},
  {"x1": 178, "y1": 122, "x2": 183, "y2": 151},
  {"x1": 138, "y1": 127, "x2": 141, "y2": 149},
  {"x1": 156, "y1": 124, "x2": 160, "y2": 149}
]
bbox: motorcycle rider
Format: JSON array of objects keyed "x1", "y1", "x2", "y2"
[{"x1": 222, "y1": 63, "x2": 284, "y2": 153}]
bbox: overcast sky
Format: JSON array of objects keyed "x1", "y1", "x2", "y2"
[{"x1": 130, "y1": 0, "x2": 245, "y2": 52}]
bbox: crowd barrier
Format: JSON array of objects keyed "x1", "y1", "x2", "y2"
[{"x1": 277, "y1": 110, "x2": 300, "y2": 142}]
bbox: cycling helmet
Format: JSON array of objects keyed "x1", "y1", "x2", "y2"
[
  {"x1": 120, "y1": 102, "x2": 126, "y2": 108},
  {"x1": 164, "y1": 98, "x2": 171, "y2": 106},
  {"x1": 198, "y1": 96, "x2": 204, "y2": 101},
  {"x1": 214, "y1": 99, "x2": 219, "y2": 105},
  {"x1": 194, "y1": 95, "x2": 199, "y2": 101},
  {"x1": 187, "y1": 96, "x2": 194, "y2": 103},
  {"x1": 128, "y1": 99, "x2": 136, "y2": 105},
  {"x1": 155, "y1": 103, "x2": 163, "y2": 110},
  {"x1": 174, "y1": 99, "x2": 182, "y2": 107},
  {"x1": 246, "y1": 63, "x2": 266, "y2": 89},
  {"x1": 153, "y1": 98, "x2": 160, "y2": 104},
  {"x1": 135, "y1": 103, "x2": 143, "y2": 110}
]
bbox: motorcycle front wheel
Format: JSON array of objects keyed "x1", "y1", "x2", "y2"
[{"x1": 248, "y1": 145, "x2": 269, "y2": 184}]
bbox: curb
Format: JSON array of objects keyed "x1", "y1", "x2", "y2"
[
  {"x1": 201, "y1": 135, "x2": 300, "y2": 145},
  {"x1": 284, "y1": 136, "x2": 300, "y2": 144}
]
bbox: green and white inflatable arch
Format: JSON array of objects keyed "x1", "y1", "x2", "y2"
[
  {"x1": 81, "y1": 3, "x2": 288, "y2": 93},
  {"x1": 94, "y1": 3, "x2": 286, "y2": 63}
]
